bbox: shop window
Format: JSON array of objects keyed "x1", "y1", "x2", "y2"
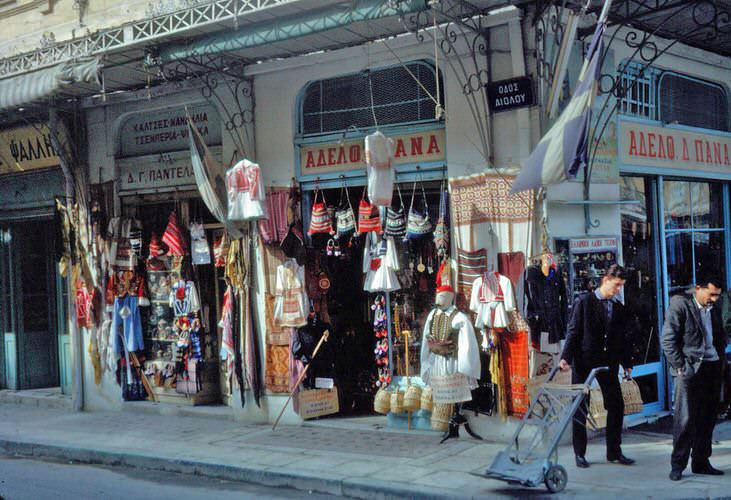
[
  {"x1": 662, "y1": 179, "x2": 725, "y2": 296},
  {"x1": 620, "y1": 176, "x2": 661, "y2": 366},
  {"x1": 300, "y1": 61, "x2": 443, "y2": 137},
  {"x1": 618, "y1": 62, "x2": 729, "y2": 132}
]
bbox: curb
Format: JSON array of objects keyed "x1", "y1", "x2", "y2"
[{"x1": 0, "y1": 438, "x2": 467, "y2": 500}]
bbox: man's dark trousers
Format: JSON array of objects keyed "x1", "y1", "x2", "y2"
[
  {"x1": 572, "y1": 363, "x2": 624, "y2": 457},
  {"x1": 672, "y1": 360, "x2": 722, "y2": 470}
]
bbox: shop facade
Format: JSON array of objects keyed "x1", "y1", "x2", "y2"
[
  {"x1": 546, "y1": 49, "x2": 731, "y2": 419},
  {"x1": 0, "y1": 123, "x2": 71, "y2": 394}
]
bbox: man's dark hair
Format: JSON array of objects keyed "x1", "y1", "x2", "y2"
[
  {"x1": 604, "y1": 264, "x2": 628, "y2": 280},
  {"x1": 696, "y1": 269, "x2": 724, "y2": 290}
]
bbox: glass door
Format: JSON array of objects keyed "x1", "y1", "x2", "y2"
[
  {"x1": 659, "y1": 178, "x2": 727, "y2": 407},
  {"x1": 620, "y1": 176, "x2": 664, "y2": 413}
]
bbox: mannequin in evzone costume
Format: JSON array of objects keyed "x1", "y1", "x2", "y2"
[{"x1": 420, "y1": 260, "x2": 483, "y2": 443}]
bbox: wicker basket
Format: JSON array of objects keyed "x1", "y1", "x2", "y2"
[
  {"x1": 430, "y1": 403, "x2": 453, "y2": 431},
  {"x1": 403, "y1": 385, "x2": 422, "y2": 412},
  {"x1": 390, "y1": 390, "x2": 404, "y2": 414},
  {"x1": 374, "y1": 388, "x2": 391, "y2": 414},
  {"x1": 420, "y1": 386, "x2": 434, "y2": 412},
  {"x1": 621, "y1": 378, "x2": 644, "y2": 415},
  {"x1": 588, "y1": 387, "x2": 607, "y2": 430}
]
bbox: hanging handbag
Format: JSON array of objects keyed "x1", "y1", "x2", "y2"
[
  {"x1": 280, "y1": 222, "x2": 305, "y2": 261},
  {"x1": 405, "y1": 180, "x2": 432, "y2": 240},
  {"x1": 433, "y1": 180, "x2": 449, "y2": 257},
  {"x1": 335, "y1": 186, "x2": 356, "y2": 239},
  {"x1": 358, "y1": 189, "x2": 381, "y2": 234},
  {"x1": 384, "y1": 184, "x2": 407, "y2": 239},
  {"x1": 190, "y1": 222, "x2": 211, "y2": 265},
  {"x1": 308, "y1": 189, "x2": 334, "y2": 236}
]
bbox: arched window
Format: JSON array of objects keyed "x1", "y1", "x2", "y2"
[{"x1": 299, "y1": 60, "x2": 443, "y2": 137}]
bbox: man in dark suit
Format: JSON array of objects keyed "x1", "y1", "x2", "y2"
[
  {"x1": 559, "y1": 264, "x2": 635, "y2": 468},
  {"x1": 662, "y1": 272, "x2": 727, "y2": 481}
]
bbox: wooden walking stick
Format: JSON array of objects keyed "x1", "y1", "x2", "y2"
[
  {"x1": 272, "y1": 330, "x2": 329, "y2": 431},
  {"x1": 394, "y1": 304, "x2": 411, "y2": 431}
]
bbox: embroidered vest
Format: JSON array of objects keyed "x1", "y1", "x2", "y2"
[{"x1": 427, "y1": 309, "x2": 460, "y2": 358}]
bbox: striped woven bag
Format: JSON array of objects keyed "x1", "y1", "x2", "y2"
[
  {"x1": 358, "y1": 189, "x2": 381, "y2": 233},
  {"x1": 308, "y1": 189, "x2": 334, "y2": 236}
]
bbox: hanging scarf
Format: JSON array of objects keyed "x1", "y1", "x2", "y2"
[{"x1": 162, "y1": 211, "x2": 186, "y2": 256}]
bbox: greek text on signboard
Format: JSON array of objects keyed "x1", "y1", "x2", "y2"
[
  {"x1": 486, "y1": 77, "x2": 534, "y2": 113},
  {"x1": 118, "y1": 148, "x2": 221, "y2": 193},
  {"x1": 620, "y1": 121, "x2": 731, "y2": 173},
  {"x1": 119, "y1": 104, "x2": 222, "y2": 157},
  {"x1": 569, "y1": 237, "x2": 618, "y2": 254},
  {"x1": 0, "y1": 123, "x2": 67, "y2": 175},
  {"x1": 300, "y1": 129, "x2": 446, "y2": 175}
]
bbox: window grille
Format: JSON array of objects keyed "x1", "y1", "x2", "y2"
[
  {"x1": 618, "y1": 61, "x2": 729, "y2": 132},
  {"x1": 618, "y1": 61, "x2": 659, "y2": 120},
  {"x1": 659, "y1": 73, "x2": 729, "y2": 131},
  {"x1": 300, "y1": 61, "x2": 442, "y2": 137}
]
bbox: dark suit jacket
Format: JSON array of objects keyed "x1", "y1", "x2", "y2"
[
  {"x1": 661, "y1": 292, "x2": 728, "y2": 379},
  {"x1": 560, "y1": 291, "x2": 632, "y2": 370}
]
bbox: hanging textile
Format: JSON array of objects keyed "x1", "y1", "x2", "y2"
[
  {"x1": 162, "y1": 211, "x2": 186, "y2": 256},
  {"x1": 226, "y1": 159, "x2": 267, "y2": 221},
  {"x1": 219, "y1": 285, "x2": 236, "y2": 376},
  {"x1": 244, "y1": 286, "x2": 262, "y2": 407},
  {"x1": 190, "y1": 222, "x2": 211, "y2": 265},
  {"x1": 265, "y1": 344, "x2": 290, "y2": 393},
  {"x1": 449, "y1": 173, "x2": 533, "y2": 275},
  {"x1": 503, "y1": 329, "x2": 530, "y2": 417},
  {"x1": 456, "y1": 248, "x2": 487, "y2": 310},
  {"x1": 259, "y1": 189, "x2": 290, "y2": 244},
  {"x1": 365, "y1": 131, "x2": 395, "y2": 207}
]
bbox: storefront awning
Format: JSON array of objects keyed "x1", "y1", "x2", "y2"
[
  {"x1": 158, "y1": 0, "x2": 430, "y2": 64},
  {"x1": 0, "y1": 57, "x2": 101, "y2": 111}
]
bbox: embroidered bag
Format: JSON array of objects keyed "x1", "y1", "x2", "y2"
[
  {"x1": 405, "y1": 180, "x2": 432, "y2": 240},
  {"x1": 335, "y1": 186, "x2": 356, "y2": 239},
  {"x1": 358, "y1": 189, "x2": 381, "y2": 234},
  {"x1": 433, "y1": 181, "x2": 449, "y2": 257},
  {"x1": 190, "y1": 222, "x2": 211, "y2": 265},
  {"x1": 308, "y1": 189, "x2": 334, "y2": 236},
  {"x1": 384, "y1": 184, "x2": 406, "y2": 239}
]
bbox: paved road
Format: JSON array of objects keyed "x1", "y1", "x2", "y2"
[{"x1": 0, "y1": 455, "x2": 338, "y2": 500}]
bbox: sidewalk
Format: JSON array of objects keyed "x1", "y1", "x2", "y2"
[{"x1": 1, "y1": 402, "x2": 730, "y2": 499}]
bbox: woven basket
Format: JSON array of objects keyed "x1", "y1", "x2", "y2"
[
  {"x1": 621, "y1": 378, "x2": 644, "y2": 415},
  {"x1": 390, "y1": 390, "x2": 404, "y2": 414},
  {"x1": 430, "y1": 403, "x2": 453, "y2": 431},
  {"x1": 420, "y1": 386, "x2": 434, "y2": 412},
  {"x1": 588, "y1": 387, "x2": 607, "y2": 430},
  {"x1": 403, "y1": 385, "x2": 422, "y2": 412},
  {"x1": 374, "y1": 388, "x2": 391, "y2": 414}
]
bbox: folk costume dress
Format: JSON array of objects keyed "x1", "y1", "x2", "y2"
[
  {"x1": 226, "y1": 159, "x2": 267, "y2": 221},
  {"x1": 362, "y1": 232, "x2": 401, "y2": 292},
  {"x1": 273, "y1": 259, "x2": 308, "y2": 328},
  {"x1": 470, "y1": 272, "x2": 516, "y2": 334},
  {"x1": 420, "y1": 305, "x2": 481, "y2": 403}
]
